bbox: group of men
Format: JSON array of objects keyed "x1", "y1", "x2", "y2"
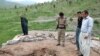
[
  {"x1": 56, "y1": 10, "x2": 94, "y2": 56},
  {"x1": 76, "y1": 10, "x2": 94, "y2": 56},
  {"x1": 20, "y1": 10, "x2": 94, "y2": 56}
]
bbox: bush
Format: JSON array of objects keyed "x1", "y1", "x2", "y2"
[
  {"x1": 94, "y1": 20, "x2": 99, "y2": 24},
  {"x1": 69, "y1": 17, "x2": 73, "y2": 22}
]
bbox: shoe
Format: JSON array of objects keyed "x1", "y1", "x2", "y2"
[
  {"x1": 56, "y1": 44, "x2": 60, "y2": 46},
  {"x1": 78, "y1": 54, "x2": 83, "y2": 56},
  {"x1": 62, "y1": 44, "x2": 65, "y2": 47},
  {"x1": 76, "y1": 50, "x2": 80, "y2": 54},
  {"x1": 75, "y1": 48, "x2": 78, "y2": 51}
]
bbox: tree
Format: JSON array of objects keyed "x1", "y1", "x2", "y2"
[
  {"x1": 25, "y1": 7, "x2": 28, "y2": 12},
  {"x1": 14, "y1": 5, "x2": 17, "y2": 9}
]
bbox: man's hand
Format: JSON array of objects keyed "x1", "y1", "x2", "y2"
[
  {"x1": 84, "y1": 33, "x2": 89, "y2": 39},
  {"x1": 84, "y1": 36, "x2": 88, "y2": 39}
]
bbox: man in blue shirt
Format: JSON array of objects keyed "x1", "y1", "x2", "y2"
[{"x1": 79, "y1": 10, "x2": 94, "y2": 56}]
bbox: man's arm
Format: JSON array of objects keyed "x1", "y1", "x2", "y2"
[
  {"x1": 87, "y1": 18, "x2": 94, "y2": 35},
  {"x1": 85, "y1": 18, "x2": 93, "y2": 39},
  {"x1": 65, "y1": 18, "x2": 68, "y2": 27},
  {"x1": 56, "y1": 18, "x2": 59, "y2": 29}
]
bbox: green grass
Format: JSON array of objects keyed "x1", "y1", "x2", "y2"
[{"x1": 0, "y1": 0, "x2": 100, "y2": 45}]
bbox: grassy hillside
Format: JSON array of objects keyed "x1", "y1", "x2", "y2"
[{"x1": 0, "y1": 0, "x2": 100, "y2": 45}]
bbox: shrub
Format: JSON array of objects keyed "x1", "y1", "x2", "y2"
[
  {"x1": 69, "y1": 17, "x2": 73, "y2": 22},
  {"x1": 94, "y1": 20, "x2": 99, "y2": 24}
]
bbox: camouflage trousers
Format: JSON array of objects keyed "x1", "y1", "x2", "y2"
[{"x1": 58, "y1": 29, "x2": 65, "y2": 45}]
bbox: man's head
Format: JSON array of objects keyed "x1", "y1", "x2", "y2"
[
  {"x1": 59, "y1": 12, "x2": 64, "y2": 17},
  {"x1": 82, "y1": 10, "x2": 89, "y2": 18},
  {"x1": 77, "y1": 11, "x2": 82, "y2": 17}
]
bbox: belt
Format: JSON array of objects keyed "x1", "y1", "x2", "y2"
[{"x1": 58, "y1": 27, "x2": 65, "y2": 29}]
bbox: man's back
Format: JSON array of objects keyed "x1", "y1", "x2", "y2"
[{"x1": 21, "y1": 16, "x2": 28, "y2": 25}]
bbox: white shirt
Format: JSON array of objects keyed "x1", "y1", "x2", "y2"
[{"x1": 81, "y1": 16, "x2": 94, "y2": 35}]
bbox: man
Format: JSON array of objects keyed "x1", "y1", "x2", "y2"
[
  {"x1": 79, "y1": 10, "x2": 94, "y2": 56},
  {"x1": 76, "y1": 11, "x2": 83, "y2": 51},
  {"x1": 56, "y1": 12, "x2": 67, "y2": 47},
  {"x1": 20, "y1": 15, "x2": 28, "y2": 35}
]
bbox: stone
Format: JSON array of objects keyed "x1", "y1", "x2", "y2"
[
  {"x1": 2, "y1": 40, "x2": 20, "y2": 47},
  {"x1": 22, "y1": 37, "x2": 34, "y2": 42},
  {"x1": 48, "y1": 33, "x2": 56, "y2": 40},
  {"x1": 7, "y1": 40, "x2": 20, "y2": 45},
  {"x1": 41, "y1": 33, "x2": 47, "y2": 39},
  {"x1": 19, "y1": 35, "x2": 35, "y2": 42}
]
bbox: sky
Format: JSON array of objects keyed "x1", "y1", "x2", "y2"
[{"x1": 6, "y1": 0, "x2": 54, "y2": 5}]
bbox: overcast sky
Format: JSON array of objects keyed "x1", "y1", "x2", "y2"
[{"x1": 6, "y1": 0, "x2": 54, "y2": 5}]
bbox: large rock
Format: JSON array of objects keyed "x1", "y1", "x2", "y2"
[{"x1": 1, "y1": 32, "x2": 57, "y2": 47}]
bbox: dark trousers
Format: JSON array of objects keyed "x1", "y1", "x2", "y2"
[
  {"x1": 75, "y1": 27, "x2": 81, "y2": 50},
  {"x1": 21, "y1": 24, "x2": 28, "y2": 35}
]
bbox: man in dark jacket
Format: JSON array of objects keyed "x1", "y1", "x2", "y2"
[
  {"x1": 20, "y1": 16, "x2": 28, "y2": 35},
  {"x1": 75, "y1": 11, "x2": 83, "y2": 51}
]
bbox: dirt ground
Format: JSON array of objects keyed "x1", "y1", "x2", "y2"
[
  {"x1": 0, "y1": 31, "x2": 100, "y2": 56},
  {"x1": 0, "y1": 39, "x2": 99, "y2": 56}
]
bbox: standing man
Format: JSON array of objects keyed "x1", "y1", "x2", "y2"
[
  {"x1": 56, "y1": 12, "x2": 67, "y2": 47},
  {"x1": 75, "y1": 11, "x2": 83, "y2": 51},
  {"x1": 20, "y1": 15, "x2": 28, "y2": 35},
  {"x1": 79, "y1": 10, "x2": 94, "y2": 56}
]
